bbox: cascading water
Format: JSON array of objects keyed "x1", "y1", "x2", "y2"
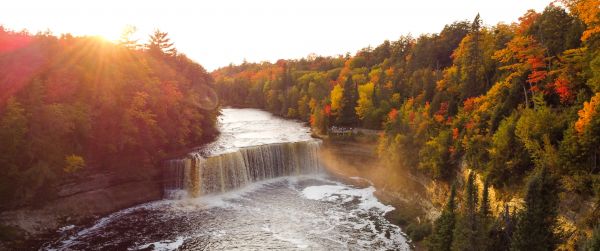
[
  {"x1": 45, "y1": 108, "x2": 411, "y2": 251},
  {"x1": 164, "y1": 140, "x2": 322, "y2": 197}
]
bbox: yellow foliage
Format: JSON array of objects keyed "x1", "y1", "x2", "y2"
[
  {"x1": 356, "y1": 82, "x2": 375, "y2": 120},
  {"x1": 575, "y1": 92, "x2": 600, "y2": 134},
  {"x1": 562, "y1": 0, "x2": 600, "y2": 41},
  {"x1": 64, "y1": 154, "x2": 85, "y2": 173},
  {"x1": 330, "y1": 84, "x2": 344, "y2": 112}
]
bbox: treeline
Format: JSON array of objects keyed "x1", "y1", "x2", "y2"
[
  {"x1": 214, "y1": 1, "x2": 600, "y2": 249},
  {"x1": 0, "y1": 28, "x2": 219, "y2": 208}
]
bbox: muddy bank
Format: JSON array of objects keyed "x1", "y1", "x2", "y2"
[{"x1": 0, "y1": 167, "x2": 163, "y2": 249}]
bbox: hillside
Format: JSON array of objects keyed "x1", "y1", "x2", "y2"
[
  {"x1": 0, "y1": 28, "x2": 218, "y2": 211},
  {"x1": 212, "y1": 2, "x2": 600, "y2": 249}
]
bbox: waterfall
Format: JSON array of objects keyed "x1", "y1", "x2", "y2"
[{"x1": 163, "y1": 140, "x2": 322, "y2": 197}]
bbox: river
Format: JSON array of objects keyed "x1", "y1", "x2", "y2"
[{"x1": 44, "y1": 108, "x2": 411, "y2": 250}]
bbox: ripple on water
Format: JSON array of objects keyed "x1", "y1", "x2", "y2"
[{"x1": 45, "y1": 175, "x2": 411, "y2": 251}]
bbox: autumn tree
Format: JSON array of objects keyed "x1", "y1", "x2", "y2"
[
  {"x1": 561, "y1": 0, "x2": 600, "y2": 41},
  {"x1": 355, "y1": 82, "x2": 376, "y2": 127},
  {"x1": 146, "y1": 29, "x2": 177, "y2": 57}
]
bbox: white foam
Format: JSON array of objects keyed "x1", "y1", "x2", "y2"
[
  {"x1": 133, "y1": 236, "x2": 185, "y2": 251},
  {"x1": 54, "y1": 200, "x2": 174, "y2": 249},
  {"x1": 57, "y1": 225, "x2": 75, "y2": 232},
  {"x1": 301, "y1": 185, "x2": 395, "y2": 214},
  {"x1": 169, "y1": 174, "x2": 328, "y2": 211}
]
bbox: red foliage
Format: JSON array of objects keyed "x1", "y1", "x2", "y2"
[
  {"x1": 436, "y1": 102, "x2": 449, "y2": 116},
  {"x1": 527, "y1": 70, "x2": 548, "y2": 84},
  {"x1": 0, "y1": 30, "x2": 32, "y2": 53},
  {"x1": 388, "y1": 108, "x2": 398, "y2": 121},
  {"x1": 309, "y1": 114, "x2": 316, "y2": 127},
  {"x1": 553, "y1": 76, "x2": 573, "y2": 104},
  {"x1": 408, "y1": 111, "x2": 415, "y2": 123},
  {"x1": 452, "y1": 128, "x2": 459, "y2": 140},
  {"x1": 324, "y1": 104, "x2": 331, "y2": 116},
  {"x1": 465, "y1": 120, "x2": 475, "y2": 130},
  {"x1": 526, "y1": 57, "x2": 547, "y2": 84},
  {"x1": 518, "y1": 10, "x2": 540, "y2": 34}
]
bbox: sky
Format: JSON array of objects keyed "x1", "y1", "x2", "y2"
[{"x1": 1, "y1": 0, "x2": 553, "y2": 71}]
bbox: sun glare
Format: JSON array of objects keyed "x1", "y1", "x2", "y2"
[{"x1": 95, "y1": 29, "x2": 121, "y2": 43}]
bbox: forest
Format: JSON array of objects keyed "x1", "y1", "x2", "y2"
[
  {"x1": 213, "y1": 1, "x2": 600, "y2": 249},
  {"x1": 0, "y1": 28, "x2": 219, "y2": 209}
]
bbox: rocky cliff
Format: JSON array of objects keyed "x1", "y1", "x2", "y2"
[{"x1": 0, "y1": 167, "x2": 163, "y2": 249}]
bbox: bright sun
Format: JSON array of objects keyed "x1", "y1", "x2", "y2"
[
  {"x1": 91, "y1": 26, "x2": 123, "y2": 42},
  {"x1": 97, "y1": 31, "x2": 121, "y2": 42}
]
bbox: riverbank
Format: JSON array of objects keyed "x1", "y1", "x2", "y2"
[
  {"x1": 0, "y1": 167, "x2": 163, "y2": 249},
  {"x1": 320, "y1": 131, "x2": 599, "y2": 250},
  {"x1": 319, "y1": 132, "x2": 449, "y2": 250}
]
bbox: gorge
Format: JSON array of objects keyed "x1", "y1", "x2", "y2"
[{"x1": 42, "y1": 108, "x2": 412, "y2": 250}]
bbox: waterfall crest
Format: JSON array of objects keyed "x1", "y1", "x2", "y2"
[{"x1": 164, "y1": 140, "x2": 322, "y2": 197}]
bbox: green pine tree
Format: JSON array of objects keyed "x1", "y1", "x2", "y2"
[
  {"x1": 452, "y1": 171, "x2": 483, "y2": 251},
  {"x1": 511, "y1": 167, "x2": 560, "y2": 251},
  {"x1": 335, "y1": 75, "x2": 358, "y2": 126},
  {"x1": 429, "y1": 183, "x2": 457, "y2": 251},
  {"x1": 481, "y1": 178, "x2": 491, "y2": 219}
]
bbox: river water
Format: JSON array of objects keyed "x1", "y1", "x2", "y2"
[{"x1": 44, "y1": 108, "x2": 411, "y2": 251}]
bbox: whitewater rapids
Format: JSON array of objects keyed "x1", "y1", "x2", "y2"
[{"x1": 44, "y1": 108, "x2": 411, "y2": 250}]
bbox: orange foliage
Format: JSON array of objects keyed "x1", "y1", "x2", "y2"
[
  {"x1": 385, "y1": 67, "x2": 394, "y2": 77},
  {"x1": 494, "y1": 35, "x2": 548, "y2": 86},
  {"x1": 562, "y1": 0, "x2": 600, "y2": 41},
  {"x1": 465, "y1": 120, "x2": 475, "y2": 130},
  {"x1": 324, "y1": 104, "x2": 331, "y2": 116},
  {"x1": 527, "y1": 68, "x2": 548, "y2": 84},
  {"x1": 575, "y1": 93, "x2": 600, "y2": 134},
  {"x1": 434, "y1": 114, "x2": 445, "y2": 123},
  {"x1": 452, "y1": 128, "x2": 459, "y2": 140},
  {"x1": 408, "y1": 111, "x2": 416, "y2": 123},
  {"x1": 463, "y1": 98, "x2": 477, "y2": 112},
  {"x1": 436, "y1": 102, "x2": 449, "y2": 117},
  {"x1": 517, "y1": 10, "x2": 540, "y2": 34},
  {"x1": 388, "y1": 108, "x2": 398, "y2": 121}
]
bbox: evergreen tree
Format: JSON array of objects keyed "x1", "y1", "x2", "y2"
[
  {"x1": 335, "y1": 75, "x2": 358, "y2": 126},
  {"x1": 118, "y1": 25, "x2": 139, "y2": 50},
  {"x1": 511, "y1": 167, "x2": 560, "y2": 251},
  {"x1": 429, "y1": 183, "x2": 457, "y2": 251},
  {"x1": 481, "y1": 178, "x2": 491, "y2": 219},
  {"x1": 487, "y1": 204, "x2": 515, "y2": 251},
  {"x1": 457, "y1": 14, "x2": 487, "y2": 100},
  {"x1": 146, "y1": 29, "x2": 177, "y2": 57},
  {"x1": 0, "y1": 98, "x2": 28, "y2": 204},
  {"x1": 452, "y1": 171, "x2": 483, "y2": 251}
]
